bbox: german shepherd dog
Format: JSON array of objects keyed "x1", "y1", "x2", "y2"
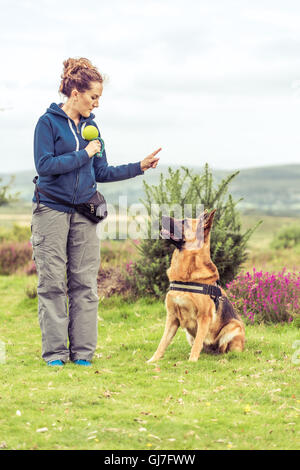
[{"x1": 147, "y1": 210, "x2": 245, "y2": 362}]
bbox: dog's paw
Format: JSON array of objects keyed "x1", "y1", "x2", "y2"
[
  {"x1": 188, "y1": 356, "x2": 199, "y2": 362},
  {"x1": 147, "y1": 355, "x2": 160, "y2": 364}
]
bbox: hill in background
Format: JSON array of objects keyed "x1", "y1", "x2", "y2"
[{"x1": 0, "y1": 163, "x2": 299, "y2": 216}]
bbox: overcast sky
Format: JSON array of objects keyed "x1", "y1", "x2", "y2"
[{"x1": 1, "y1": 0, "x2": 300, "y2": 174}]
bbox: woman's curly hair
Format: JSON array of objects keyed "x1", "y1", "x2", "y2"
[{"x1": 59, "y1": 57, "x2": 103, "y2": 97}]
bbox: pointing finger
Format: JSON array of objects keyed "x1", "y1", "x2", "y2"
[{"x1": 152, "y1": 148, "x2": 162, "y2": 156}]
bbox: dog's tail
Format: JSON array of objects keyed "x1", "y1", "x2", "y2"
[{"x1": 220, "y1": 296, "x2": 239, "y2": 324}]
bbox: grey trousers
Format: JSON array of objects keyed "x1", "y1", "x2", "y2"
[{"x1": 31, "y1": 203, "x2": 100, "y2": 363}]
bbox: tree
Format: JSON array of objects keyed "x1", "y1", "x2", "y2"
[
  {"x1": 129, "y1": 164, "x2": 261, "y2": 298},
  {"x1": 0, "y1": 176, "x2": 20, "y2": 206}
]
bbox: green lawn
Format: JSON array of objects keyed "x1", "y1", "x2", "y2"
[{"x1": 0, "y1": 275, "x2": 299, "y2": 450}]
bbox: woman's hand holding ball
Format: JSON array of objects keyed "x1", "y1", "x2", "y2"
[{"x1": 85, "y1": 140, "x2": 101, "y2": 158}]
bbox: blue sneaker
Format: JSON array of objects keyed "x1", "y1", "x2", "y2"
[
  {"x1": 73, "y1": 359, "x2": 91, "y2": 367},
  {"x1": 47, "y1": 360, "x2": 64, "y2": 367}
]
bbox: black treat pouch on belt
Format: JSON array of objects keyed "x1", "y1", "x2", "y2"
[
  {"x1": 33, "y1": 176, "x2": 108, "y2": 224},
  {"x1": 75, "y1": 191, "x2": 108, "y2": 223}
]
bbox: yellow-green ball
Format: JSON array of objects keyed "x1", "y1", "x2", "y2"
[{"x1": 82, "y1": 125, "x2": 99, "y2": 141}]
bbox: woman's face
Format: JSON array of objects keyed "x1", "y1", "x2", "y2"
[{"x1": 75, "y1": 81, "x2": 103, "y2": 118}]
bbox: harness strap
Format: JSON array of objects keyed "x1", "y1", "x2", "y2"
[{"x1": 169, "y1": 281, "x2": 222, "y2": 310}]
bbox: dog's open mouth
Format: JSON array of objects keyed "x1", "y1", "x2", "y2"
[
  {"x1": 160, "y1": 228, "x2": 182, "y2": 243},
  {"x1": 160, "y1": 216, "x2": 185, "y2": 249},
  {"x1": 160, "y1": 228, "x2": 172, "y2": 239}
]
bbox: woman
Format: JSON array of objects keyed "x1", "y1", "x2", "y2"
[{"x1": 32, "y1": 57, "x2": 161, "y2": 367}]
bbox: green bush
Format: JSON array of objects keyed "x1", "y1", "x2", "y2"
[
  {"x1": 270, "y1": 224, "x2": 300, "y2": 250},
  {"x1": 128, "y1": 164, "x2": 261, "y2": 298},
  {"x1": 0, "y1": 223, "x2": 31, "y2": 243}
]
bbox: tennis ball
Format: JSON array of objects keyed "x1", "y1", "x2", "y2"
[{"x1": 82, "y1": 125, "x2": 99, "y2": 141}]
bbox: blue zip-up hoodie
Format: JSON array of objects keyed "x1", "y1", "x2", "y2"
[{"x1": 33, "y1": 103, "x2": 144, "y2": 212}]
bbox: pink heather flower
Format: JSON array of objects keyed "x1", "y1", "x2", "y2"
[{"x1": 226, "y1": 268, "x2": 300, "y2": 324}]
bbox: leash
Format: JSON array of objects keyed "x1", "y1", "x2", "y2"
[{"x1": 169, "y1": 280, "x2": 222, "y2": 310}]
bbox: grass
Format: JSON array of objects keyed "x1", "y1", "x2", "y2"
[
  {"x1": 0, "y1": 211, "x2": 299, "y2": 449},
  {"x1": 0, "y1": 275, "x2": 299, "y2": 450}
]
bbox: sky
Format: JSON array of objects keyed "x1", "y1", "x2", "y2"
[{"x1": 0, "y1": 0, "x2": 300, "y2": 174}]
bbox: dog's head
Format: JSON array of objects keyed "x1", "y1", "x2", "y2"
[{"x1": 160, "y1": 209, "x2": 216, "y2": 250}]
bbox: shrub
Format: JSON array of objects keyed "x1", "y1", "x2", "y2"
[
  {"x1": 11, "y1": 224, "x2": 31, "y2": 242},
  {"x1": 129, "y1": 164, "x2": 261, "y2": 298},
  {"x1": 270, "y1": 224, "x2": 300, "y2": 250},
  {"x1": 0, "y1": 242, "x2": 33, "y2": 275},
  {"x1": 226, "y1": 268, "x2": 300, "y2": 324},
  {"x1": 25, "y1": 284, "x2": 37, "y2": 299},
  {"x1": 0, "y1": 226, "x2": 11, "y2": 243},
  {"x1": 0, "y1": 223, "x2": 31, "y2": 243},
  {"x1": 97, "y1": 266, "x2": 132, "y2": 298}
]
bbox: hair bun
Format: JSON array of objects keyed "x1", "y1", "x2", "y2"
[
  {"x1": 59, "y1": 57, "x2": 103, "y2": 97},
  {"x1": 62, "y1": 57, "x2": 93, "y2": 78}
]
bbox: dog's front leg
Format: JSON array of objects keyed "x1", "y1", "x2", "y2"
[
  {"x1": 147, "y1": 314, "x2": 179, "y2": 363},
  {"x1": 189, "y1": 316, "x2": 211, "y2": 362}
]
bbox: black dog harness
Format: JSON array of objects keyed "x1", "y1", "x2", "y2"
[{"x1": 169, "y1": 281, "x2": 222, "y2": 310}]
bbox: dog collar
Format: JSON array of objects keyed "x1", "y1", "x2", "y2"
[{"x1": 169, "y1": 281, "x2": 222, "y2": 309}]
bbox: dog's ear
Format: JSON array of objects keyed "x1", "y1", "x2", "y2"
[
  {"x1": 204, "y1": 209, "x2": 216, "y2": 231},
  {"x1": 197, "y1": 209, "x2": 208, "y2": 226},
  {"x1": 199, "y1": 209, "x2": 208, "y2": 219}
]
